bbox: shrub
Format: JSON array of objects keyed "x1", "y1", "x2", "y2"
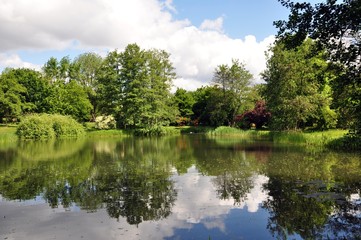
[
  {"x1": 16, "y1": 114, "x2": 85, "y2": 139},
  {"x1": 134, "y1": 126, "x2": 167, "y2": 136},
  {"x1": 235, "y1": 100, "x2": 271, "y2": 129},
  {"x1": 51, "y1": 115, "x2": 85, "y2": 138},
  {"x1": 16, "y1": 114, "x2": 55, "y2": 139},
  {"x1": 95, "y1": 115, "x2": 116, "y2": 130},
  {"x1": 208, "y1": 126, "x2": 243, "y2": 135}
]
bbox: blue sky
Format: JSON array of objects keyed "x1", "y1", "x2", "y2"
[
  {"x1": 173, "y1": 0, "x2": 290, "y2": 40},
  {"x1": 0, "y1": 0, "x2": 324, "y2": 90}
]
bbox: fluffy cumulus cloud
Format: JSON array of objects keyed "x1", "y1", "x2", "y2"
[
  {"x1": 0, "y1": 0, "x2": 274, "y2": 90},
  {"x1": 0, "y1": 53, "x2": 40, "y2": 70}
]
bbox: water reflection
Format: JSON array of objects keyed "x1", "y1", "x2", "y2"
[{"x1": 0, "y1": 135, "x2": 360, "y2": 239}]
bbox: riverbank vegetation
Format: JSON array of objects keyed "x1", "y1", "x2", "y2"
[
  {"x1": 16, "y1": 114, "x2": 85, "y2": 139},
  {"x1": 0, "y1": 0, "x2": 359, "y2": 149}
]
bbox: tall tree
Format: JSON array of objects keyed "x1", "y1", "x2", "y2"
[
  {"x1": 0, "y1": 69, "x2": 27, "y2": 122},
  {"x1": 47, "y1": 80, "x2": 93, "y2": 122},
  {"x1": 97, "y1": 50, "x2": 124, "y2": 118},
  {"x1": 8, "y1": 68, "x2": 52, "y2": 113},
  {"x1": 192, "y1": 86, "x2": 237, "y2": 126},
  {"x1": 275, "y1": 0, "x2": 361, "y2": 134},
  {"x1": 73, "y1": 53, "x2": 103, "y2": 120},
  {"x1": 173, "y1": 88, "x2": 195, "y2": 118},
  {"x1": 98, "y1": 44, "x2": 176, "y2": 129},
  {"x1": 213, "y1": 59, "x2": 253, "y2": 125},
  {"x1": 262, "y1": 39, "x2": 337, "y2": 130}
]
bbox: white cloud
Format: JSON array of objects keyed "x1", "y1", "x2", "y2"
[
  {"x1": 0, "y1": 53, "x2": 40, "y2": 70},
  {"x1": 200, "y1": 17, "x2": 224, "y2": 32},
  {"x1": 0, "y1": 0, "x2": 275, "y2": 89}
]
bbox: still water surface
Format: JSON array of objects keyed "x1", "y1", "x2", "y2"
[{"x1": 0, "y1": 135, "x2": 360, "y2": 239}]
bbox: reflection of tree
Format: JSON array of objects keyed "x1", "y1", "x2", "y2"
[
  {"x1": 212, "y1": 171, "x2": 254, "y2": 204},
  {"x1": 193, "y1": 136, "x2": 264, "y2": 204},
  {"x1": 0, "y1": 139, "x2": 92, "y2": 204},
  {"x1": 263, "y1": 149, "x2": 361, "y2": 239},
  {"x1": 263, "y1": 178, "x2": 333, "y2": 239},
  {"x1": 0, "y1": 137, "x2": 179, "y2": 225},
  {"x1": 323, "y1": 196, "x2": 361, "y2": 240},
  {"x1": 92, "y1": 137, "x2": 178, "y2": 225},
  {"x1": 100, "y1": 171, "x2": 176, "y2": 225}
]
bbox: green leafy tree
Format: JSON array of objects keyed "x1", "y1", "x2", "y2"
[
  {"x1": 275, "y1": 0, "x2": 361, "y2": 135},
  {"x1": 262, "y1": 39, "x2": 337, "y2": 130},
  {"x1": 47, "y1": 80, "x2": 92, "y2": 122},
  {"x1": 173, "y1": 88, "x2": 195, "y2": 125},
  {"x1": 192, "y1": 86, "x2": 237, "y2": 126},
  {"x1": 213, "y1": 59, "x2": 253, "y2": 125},
  {"x1": 98, "y1": 44, "x2": 176, "y2": 129},
  {"x1": 73, "y1": 53, "x2": 103, "y2": 120},
  {"x1": 43, "y1": 56, "x2": 79, "y2": 82},
  {"x1": 97, "y1": 50, "x2": 124, "y2": 117},
  {"x1": 6, "y1": 68, "x2": 52, "y2": 113},
  {"x1": 0, "y1": 68, "x2": 27, "y2": 122}
]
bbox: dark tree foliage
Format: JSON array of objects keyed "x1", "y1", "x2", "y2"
[
  {"x1": 275, "y1": 0, "x2": 361, "y2": 135},
  {"x1": 192, "y1": 86, "x2": 238, "y2": 127},
  {"x1": 235, "y1": 100, "x2": 271, "y2": 129}
]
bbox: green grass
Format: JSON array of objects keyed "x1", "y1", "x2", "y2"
[
  {"x1": 0, "y1": 125, "x2": 18, "y2": 144},
  {"x1": 86, "y1": 129, "x2": 128, "y2": 138},
  {"x1": 175, "y1": 126, "x2": 214, "y2": 134},
  {"x1": 269, "y1": 129, "x2": 347, "y2": 146},
  {"x1": 206, "y1": 126, "x2": 349, "y2": 149},
  {"x1": 207, "y1": 126, "x2": 269, "y2": 140}
]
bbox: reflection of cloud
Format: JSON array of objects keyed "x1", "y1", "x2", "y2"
[
  {"x1": 246, "y1": 175, "x2": 269, "y2": 212},
  {"x1": 0, "y1": 165, "x2": 269, "y2": 240}
]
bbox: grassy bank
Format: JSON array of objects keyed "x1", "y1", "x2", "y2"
[
  {"x1": 1, "y1": 123, "x2": 355, "y2": 150},
  {"x1": 206, "y1": 126, "x2": 349, "y2": 149},
  {"x1": 0, "y1": 125, "x2": 18, "y2": 143}
]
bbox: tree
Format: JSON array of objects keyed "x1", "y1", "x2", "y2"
[
  {"x1": 275, "y1": 0, "x2": 361, "y2": 134},
  {"x1": 73, "y1": 53, "x2": 103, "y2": 121},
  {"x1": 235, "y1": 100, "x2": 271, "y2": 129},
  {"x1": 191, "y1": 86, "x2": 237, "y2": 126},
  {"x1": 47, "y1": 80, "x2": 93, "y2": 122},
  {"x1": 7, "y1": 68, "x2": 52, "y2": 113},
  {"x1": 97, "y1": 50, "x2": 124, "y2": 118},
  {"x1": 213, "y1": 59, "x2": 253, "y2": 125},
  {"x1": 173, "y1": 88, "x2": 195, "y2": 125},
  {"x1": 98, "y1": 44, "x2": 177, "y2": 129},
  {"x1": 0, "y1": 68, "x2": 27, "y2": 122},
  {"x1": 262, "y1": 39, "x2": 337, "y2": 130}
]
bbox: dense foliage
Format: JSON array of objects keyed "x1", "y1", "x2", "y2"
[
  {"x1": 98, "y1": 44, "x2": 177, "y2": 130},
  {"x1": 16, "y1": 114, "x2": 85, "y2": 139},
  {"x1": 235, "y1": 100, "x2": 271, "y2": 129},
  {"x1": 275, "y1": 0, "x2": 360, "y2": 135},
  {"x1": 262, "y1": 39, "x2": 337, "y2": 130}
]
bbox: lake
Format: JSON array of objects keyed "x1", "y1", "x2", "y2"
[{"x1": 0, "y1": 134, "x2": 360, "y2": 239}]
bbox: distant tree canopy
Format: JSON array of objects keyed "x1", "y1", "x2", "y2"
[{"x1": 275, "y1": 0, "x2": 361, "y2": 134}]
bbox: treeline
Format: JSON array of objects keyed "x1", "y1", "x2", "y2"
[
  {"x1": 0, "y1": 43, "x2": 260, "y2": 131},
  {"x1": 0, "y1": 0, "x2": 359, "y2": 139},
  {"x1": 0, "y1": 40, "x2": 357, "y2": 134}
]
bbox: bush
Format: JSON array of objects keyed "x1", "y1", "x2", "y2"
[
  {"x1": 16, "y1": 114, "x2": 55, "y2": 139},
  {"x1": 208, "y1": 126, "x2": 243, "y2": 135},
  {"x1": 95, "y1": 115, "x2": 116, "y2": 130},
  {"x1": 16, "y1": 114, "x2": 85, "y2": 139},
  {"x1": 134, "y1": 126, "x2": 167, "y2": 136}
]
